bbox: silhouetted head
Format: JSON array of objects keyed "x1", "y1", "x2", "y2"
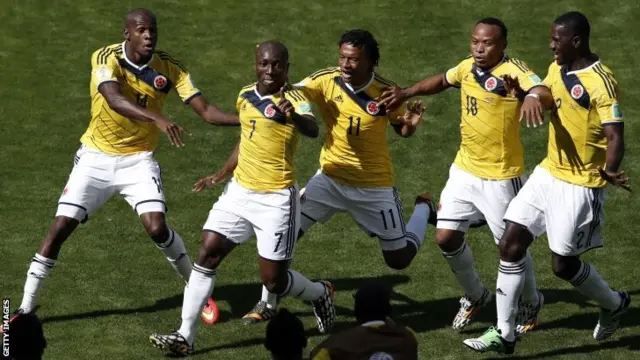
[
  {"x1": 265, "y1": 309, "x2": 307, "y2": 360},
  {"x1": 354, "y1": 281, "x2": 393, "y2": 324}
]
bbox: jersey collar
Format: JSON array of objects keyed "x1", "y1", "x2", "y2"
[
  {"x1": 566, "y1": 60, "x2": 601, "y2": 75},
  {"x1": 121, "y1": 41, "x2": 152, "y2": 71},
  {"x1": 343, "y1": 72, "x2": 375, "y2": 94},
  {"x1": 474, "y1": 55, "x2": 507, "y2": 76},
  {"x1": 253, "y1": 88, "x2": 273, "y2": 101}
]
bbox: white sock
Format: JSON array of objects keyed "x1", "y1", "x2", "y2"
[
  {"x1": 261, "y1": 286, "x2": 278, "y2": 309},
  {"x1": 520, "y1": 250, "x2": 540, "y2": 305},
  {"x1": 442, "y1": 242, "x2": 486, "y2": 301},
  {"x1": 405, "y1": 203, "x2": 430, "y2": 249},
  {"x1": 178, "y1": 264, "x2": 216, "y2": 344},
  {"x1": 281, "y1": 270, "x2": 325, "y2": 301},
  {"x1": 156, "y1": 228, "x2": 192, "y2": 282},
  {"x1": 496, "y1": 258, "x2": 526, "y2": 342},
  {"x1": 570, "y1": 262, "x2": 621, "y2": 311},
  {"x1": 20, "y1": 254, "x2": 56, "y2": 313}
]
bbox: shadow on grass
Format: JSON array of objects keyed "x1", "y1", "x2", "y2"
[
  {"x1": 40, "y1": 280, "x2": 640, "y2": 357},
  {"x1": 40, "y1": 274, "x2": 413, "y2": 325}
]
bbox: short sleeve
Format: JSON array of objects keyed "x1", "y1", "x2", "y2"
[
  {"x1": 174, "y1": 68, "x2": 201, "y2": 104},
  {"x1": 509, "y1": 59, "x2": 543, "y2": 92},
  {"x1": 91, "y1": 48, "x2": 121, "y2": 86},
  {"x1": 444, "y1": 59, "x2": 466, "y2": 87},
  {"x1": 594, "y1": 74, "x2": 623, "y2": 124},
  {"x1": 293, "y1": 72, "x2": 327, "y2": 104},
  {"x1": 542, "y1": 62, "x2": 556, "y2": 88},
  {"x1": 287, "y1": 88, "x2": 315, "y2": 117}
]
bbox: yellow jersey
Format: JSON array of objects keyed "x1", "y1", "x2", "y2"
[
  {"x1": 81, "y1": 42, "x2": 201, "y2": 154},
  {"x1": 445, "y1": 56, "x2": 544, "y2": 179},
  {"x1": 233, "y1": 83, "x2": 315, "y2": 192},
  {"x1": 540, "y1": 61, "x2": 623, "y2": 188},
  {"x1": 295, "y1": 67, "x2": 405, "y2": 188}
]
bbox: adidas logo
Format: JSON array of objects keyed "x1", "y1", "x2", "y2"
[
  {"x1": 333, "y1": 95, "x2": 343, "y2": 103},
  {"x1": 496, "y1": 288, "x2": 506, "y2": 296}
]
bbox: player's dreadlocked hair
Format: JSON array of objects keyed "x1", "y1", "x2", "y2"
[
  {"x1": 476, "y1": 17, "x2": 508, "y2": 41},
  {"x1": 265, "y1": 309, "x2": 307, "y2": 360},
  {"x1": 554, "y1": 11, "x2": 591, "y2": 42},
  {"x1": 338, "y1": 29, "x2": 380, "y2": 67}
]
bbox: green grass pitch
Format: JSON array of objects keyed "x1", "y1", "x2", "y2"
[{"x1": 1, "y1": 0, "x2": 639, "y2": 359}]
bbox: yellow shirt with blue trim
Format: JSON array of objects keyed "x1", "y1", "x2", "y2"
[
  {"x1": 81, "y1": 42, "x2": 201, "y2": 154},
  {"x1": 445, "y1": 56, "x2": 544, "y2": 179},
  {"x1": 540, "y1": 60, "x2": 623, "y2": 188},
  {"x1": 233, "y1": 83, "x2": 314, "y2": 192},
  {"x1": 295, "y1": 68, "x2": 406, "y2": 188}
]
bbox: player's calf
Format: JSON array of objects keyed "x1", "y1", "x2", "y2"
[
  {"x1": 141, "y1": 212, "x2": 193, "y2": 282},
  {"x1": 19, "y1": 216, "x2": 79, "y2": 314}
]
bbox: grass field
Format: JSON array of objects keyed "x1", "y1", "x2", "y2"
[{"x1": 2, "y1": 0, "x2": 640, "y2": 359}]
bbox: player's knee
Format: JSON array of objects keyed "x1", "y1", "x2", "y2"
[
  {"x1": 142, "y1": 215, "x2": 169, "y2": 243},
  {"x1": 434, "y1": 229, "x2": 464, "y2": 252},
  {"x1": 551, "y1": 253, "x2": 581, "y2": 281},
  {"x1": 498, "y1": 222, "x2": 530, "y2": 262}
]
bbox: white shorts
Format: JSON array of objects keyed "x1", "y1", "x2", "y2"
[
  {"x1": 203, "y1": 178, "x2": 300, "y2": 261},
  {"x1": 56, "y1": 145, "x2": 166, "y2": 221},
  {"x1": 300, "y1": 171, "x2": 408, "y2": 251},
  {"x1": 504, "y1": 166, "x2": 605, "y2": 256},
  {"x1": 437, "y1": 164, "x2": 525, "y2": 243}
]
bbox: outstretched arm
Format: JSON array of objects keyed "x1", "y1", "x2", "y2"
[
  {"x1": 378, "y1": 73, "x2": 451, "y2": 110},
  {"x1": 99, "y1": 82, "x2": 188, "y2": 146},
  {"x1": 188, "y1": 95, "x2": 240, "y2": 126}
]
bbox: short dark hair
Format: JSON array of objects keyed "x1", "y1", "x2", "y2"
[
  {"x1": 265, "y1": 309, "x2": 307, "y2": 359},
  {"x1": 476, "y1": 17, "x2": 508, "y2": 41},
  {"x1": 554, "y1": 11, "x2": 590, "y2": 40},
  {"x1": 354, "y1": 281, "x2": 393, "y2": 323},
  {"x1": 338, "y1": 29, "x2": 380, "y2": 66},
  {"x1": 9, "y1": 313, "x2": 47, "y2": 360}
]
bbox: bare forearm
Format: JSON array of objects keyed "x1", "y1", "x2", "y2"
[
  {"x1": 529, "y1": 86, "x2": 555, "y2": 110},
  {"x1": 404, "y1": 73, "x2": 449, "y2": 97},
  {"x1": 393, "y1": 124, "x2": 415, "y2": 138},
  {"x1": 291, "y1": 114, "x2": 319, "y2": 138},
  {"x1": 203, "y1": 105, "x2": 240, "y2": 126},
  {"x1": 107, "y1": 95, "x2": 162, "y2": 123},
  {"x1": 606, "y1": 136, "x2": 625, "y2": 172}
]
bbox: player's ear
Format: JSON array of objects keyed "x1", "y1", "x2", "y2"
[
  {"x1": 572, "y1": 35, "x2": 581, "y2": 49},
  {"x1": 123, "y1": 28, "x2": 130, "y2": 41}
]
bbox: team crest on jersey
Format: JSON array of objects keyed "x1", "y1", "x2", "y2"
[
  {"x1": 571, "y1": 84, "x2": 585, "y2": 100},
  {"x1": 264, "y1": 103, "x2": 277, "y2": 118},
  {"x1": 366, "y1": 101, "x2": 380, "y2": 115},
  {"x1": 153, "y1": 75, "x2": 167, "y2": 90},
  {"x1": 484, "y1": 77, "x2": 498, "y2": 91}
]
